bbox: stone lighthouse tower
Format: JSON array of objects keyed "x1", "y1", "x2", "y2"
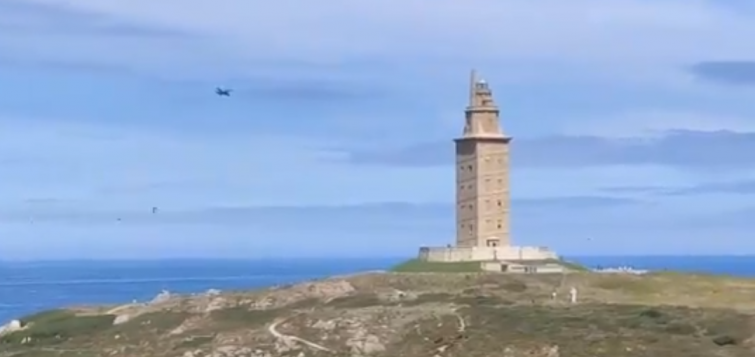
[{"x1": 454, "y1": 70, "x2": 512, "y2": 248}]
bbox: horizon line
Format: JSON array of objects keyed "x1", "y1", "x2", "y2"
[{"x1": 2, "y1": 254, "x2": 755, "y2": 263}]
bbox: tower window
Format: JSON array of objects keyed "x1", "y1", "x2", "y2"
[
  {"x1": 497, "y1": 200, "x2": 502, "y2": 207},
  {"x1": 467, "y1": 165, "x2": 473, "y2": 171}
]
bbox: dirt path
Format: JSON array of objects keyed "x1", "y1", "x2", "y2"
[
  {"x1": 433, "y1": 311, "x2": 468, "y2": 354},
  {"x1": 268, "y1": 319, "x2": 333, "y2": 352},
  {"x1": 455, "y1": 312, "x2": 466, "y2": 332},
  {"x1": 105, "y1": 303, "x2": 138, "y2": 315}
]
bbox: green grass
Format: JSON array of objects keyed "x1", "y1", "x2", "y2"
[
  {"x1": 113, "y1": 311, "x2": 191, "y2": 334},
  {"x1": 547, "y1": 258, "x2": 589, "y2": 271},
  {"x1": 391, "y1": 303, "x2": 750, "y2": 357},
  {"x1": 390, "y1": 259, "x2": 482, "y2": 273},
  {"x1": 0, "y1": 310, "x2": 116, "y2": 347},
  {"x1": 209, "y1": 306, "x2": 280, "y2": 328},
  {"x1": 173, "y1": 335, "x2": 215, "y2": 349},
  {"x1": 19, "y1": 309, "x2": 75, "y2": 327},
  {"x1": 326, "y1": 294, "x2": 389, "y2": 308}
]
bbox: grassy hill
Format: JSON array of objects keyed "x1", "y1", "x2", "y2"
[{"x1": 1, "y1": 271, "x2": 753, "y2": 357}]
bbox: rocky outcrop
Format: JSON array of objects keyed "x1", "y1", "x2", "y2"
[
  {"x1": 112, "y1": 314, "x2": 130, "y2": 325},
  {"x1": 347, "y1": 333, "x2": 386, "y2": 355},
  {"x1": 0, "y1": 320, "x2": 21, "y2": 336},
  {"x1": 151, "y1": 290, "x2": 172, "y2": 304}
]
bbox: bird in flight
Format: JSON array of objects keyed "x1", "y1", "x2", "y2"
[
  {"x1": 215, "y1": 87, "x2": 232, "y2": 96},
  {"x1": 152, "y1": 207, "x2": 158, "y2": 214}
]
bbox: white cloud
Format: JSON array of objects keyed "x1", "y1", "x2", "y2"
[
  {"x1": 6, "y1": 0, "x2": 755, "y2": 84},
  {"x1": 0, "y1": 116, "x2": 462, "y2": 207},
  {"x1": 1, "y1": 114, "x2": 717, "y2": 211},
  {"x1": 565, "y1": 111, "x2": 755, "y2": 138}
]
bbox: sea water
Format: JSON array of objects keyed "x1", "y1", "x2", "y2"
[{"x1": 1, "y1": 256, "x2": 754, "y2": 323}]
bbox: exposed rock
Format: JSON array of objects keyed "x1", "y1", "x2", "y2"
[
  {"x1": 712, "y1": 335, "x2": 737, "y2": 346},
  {"x1": 503, "y1": 346, "x2": 515, "y2": 357},
  {"x1": 151, "y1": 290, "x2": 172, "y2": 304},
  {"x1": 252, "y1": 349, "x2": 272, "y2": 357},
  {"x1": 204, "y1": 297, "x2": 228, "y2": 313},
  {"x1": 312, "y1": 319, "x2": 336, "y2": 330},
  {"x1": 210, "y1": 345, "x2": 252, "y2": 356},
  {"x1": 545, "y1": 345, "x2": 560, "y2": 357},
  {"x1": 382, "y1": 289, "x2": 417, "y2": 302},
  {"x1": 251, "y1": 297, "x2": 275, "y2": 309},
  {"x1": 347, "y1": 333, "x2": 386, "y2": 355},
  {"x1": 0, "y1": 319, "x2": 22, "y2": 336},
  {"x1": 274, "y1": 336, "x2": 298, "y2": 353},
  {"x1": 169, "y1": 316, "x2": 205, "y2": 336},
  {"x1": 113, "y1": 314, "x2": 130, "y2": 325}
]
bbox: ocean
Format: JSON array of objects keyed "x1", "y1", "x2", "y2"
[{"x1": 1, "y1": 255, "x2": 754, "y2": 324}]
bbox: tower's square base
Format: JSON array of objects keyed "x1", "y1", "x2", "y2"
[{"x1": 418, "y1": 245, "x2": 558, "y2": 262}]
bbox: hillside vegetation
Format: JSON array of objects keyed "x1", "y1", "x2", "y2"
[{"x1": 1, "y1": 271, "x2": 755, "y2": 357}]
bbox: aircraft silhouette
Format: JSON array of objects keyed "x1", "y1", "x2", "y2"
[{"x1": 215, "y1": 87, "x2": 232, "y2": 96}]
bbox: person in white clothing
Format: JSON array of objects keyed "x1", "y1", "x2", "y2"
[{"x1": 569, "y1": 286, "x2": 578, "y2": 304}]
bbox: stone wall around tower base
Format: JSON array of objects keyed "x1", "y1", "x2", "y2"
[{"x1": 418, "y1": 245, "x2": 558, "y2": 262}]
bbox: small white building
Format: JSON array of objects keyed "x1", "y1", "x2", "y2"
[{"x1": 480, "y1": 260, "x2": 566, "y2": 274}]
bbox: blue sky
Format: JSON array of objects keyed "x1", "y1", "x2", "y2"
[{"x1": 2, "y1": 0, "x2": 755, "y2": 259}]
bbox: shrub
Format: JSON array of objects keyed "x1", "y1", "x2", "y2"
[
  {"x1": 326, "y1": 294, "x2": 387, "y2": 308},
  {"x1": 174, "y1": 335, "x2": 215, "y2": 349},
  {"x1": 209, "y1": 307, "x2": 279, "y2": 328}
]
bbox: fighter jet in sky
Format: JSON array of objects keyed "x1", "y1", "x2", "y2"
[{"x1": 215, "y1": 87, "x2": 232, "y2": 96}]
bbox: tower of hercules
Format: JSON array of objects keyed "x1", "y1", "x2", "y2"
[{"x1": 454, "y1": 70, "x2": 511, "y2": 248}]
